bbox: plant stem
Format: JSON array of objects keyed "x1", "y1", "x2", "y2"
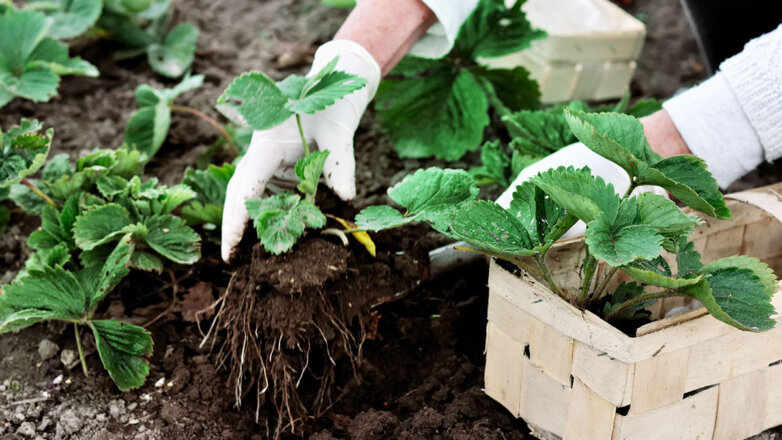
[
  {"x1": 74, "y1": 324, "x2": 89, "y2": 377},
  {"x1": 578, "y1": 250, "x2": 598, "y2": 307},
  {"x1": 534, "y1": 253, "x2": 567, "y2": 301},
  {"x1": 171, "y1": 105, "x2": 240, "y2": 157},
  {"x1": 604, "y1": 290, "x2": 677, "y2": 322},
  {"x1": 295, "y1": 114, "x2": 310, "y2": 156},
  {"x1": 622, "y1": 181, "x2": 637, "y2": 199},
  {"x1": 21, "y1": 178, "x2": 57, "y2": 208},
  {"x1": 594, "y1": 266, "x2": 619, "y2": 300}
]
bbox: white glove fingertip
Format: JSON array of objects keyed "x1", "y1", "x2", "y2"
[{"x1": 322, "y1": 144, "x2": 356, "y2": 201}]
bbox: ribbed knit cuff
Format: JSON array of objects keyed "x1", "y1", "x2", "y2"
[
  {"x1": 663, "y1": 74, "x2": 764, "y2": 189},
  {"x1": 720, "y1": 24, "x2": 782, "y2": 162}
]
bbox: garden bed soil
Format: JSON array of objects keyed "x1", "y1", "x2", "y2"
[{"x1": 1, "y1": 0, "x2": 781, "y2": 439}]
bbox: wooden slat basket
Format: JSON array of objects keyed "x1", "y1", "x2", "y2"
[{"x1": 484, "y1": 183, "x2": 782, "y2": 440}]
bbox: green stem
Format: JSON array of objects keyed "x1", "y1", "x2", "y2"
[
  {"x1": 578, "y1": 250, "x2": 598, "y2": 307},
  {"x1": 21, "y1": 178, "x2": 57, "y2": 208},
  {"x1": 171, "y1": 105, "x2": 240, "y2": 157},
  {"x1": 622, "y1": 181, "x2": 637, "y2": 199},
  {"x1": 295, "y1": 114, "x2": 310, "y2": 156},
  {"x1": 604, "y1": 290, "x2": 677, "y2": 322},
  {"x1": 594, "y1": 266, "x2": 619, "y2": 300},
  {"x1": 534, "y1": 253, "x2": 567, "y2": 301},
  {"x1": 74, "y1": 324, "x2": 89, "y2": 377}
]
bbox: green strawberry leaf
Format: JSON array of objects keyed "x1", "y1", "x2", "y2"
[
  {"x1": 585, "y1": 212, "x2": 663, "y2": 267},
  {"x1": 530, "y1": 166, "x2": 620, "y2": 224},
  {"x1": 504, "y1": 105, "x2": 575, "y2": 157},
  {"x1": 564, "y1": 110, "x2": 729, "y2": 220},
  {"x1": 675, "y1": 237, "x2": 703, "y2": 279},
  {"x1": 682, "y1": 269, "x2": 776, "y2": 332},
  {"x1": 603, "y1": 282, "x2": 653, "y2": 321},
  {"x1": 216, "y1": 71, "x2": 291, "y2": 130},
  {"x1": 90, "y1": 320, "x2": 153, "y2": 391},
  {"x1": 246, "y1": 193, "x2": 326, "y2": 255},
  {"x1": 453, "y1": 0, "x2": 546, "y2": 59},
  {"x1": 97, "y1": 175, "x2": 130, "y2": 199},
  {"x1": 130, "y1": 251, "x2": 163, "y2": 273},
  {"x1": 376, "y1": 69, "x2": 488, "y2": 160},
  {"x1": 73, "y1": 204, "x2": 134, "y2": 250},
  {"x1": 0, "y1": 265, "x2": 85, "y2": 333},
  {"x1": 474, "y1": 66, "x2": 540, "y2": 114},
  {"x1": 28, "y1": 0, "x2": 102, "y2": 39},
  {"x1": 354, "y1": 205, "x2": 416, "y2": 231},
  {"x1": 181, "y1": 163, "x2": 234, "y2": 226},
  {"x1": 635, "y1": 192, "x2": 699, "y2": 237},
  {"x1": 42, "y1": 153, "x2": 72, "y2": 181},
  {"x1": 124, "y1": 86, "x2": 170, "y2": 160},
  {"x1": 143, "y1": 215, "x2": 201, "y2": 264},
  {"x1": 622, "y1": 256, "x2": 703, "y2": 289},
  {"x1": 285, "y1": 58, "x2": 367, "y2": 114},
  {"x1": 0, "y1": 119, "x2": 52, "y2": 188},
  {"x1": 147, "y1": 23, "x2": 198, "y2": 78},
  {"x1": 701, "y1": 256, "x2": 779, "y2": 296},
  {"x1": 509, "y1": 181, "x2": 578, "y2": 246},
  {"x1": 295, "y1": 150, "x2": 329, "y2": 198},
  {"x1": 450, "y1": 200, "x2": 537, "y2": 257},
  {"x1": 469, "y1": 140, "x2": 511, "y2": 186},
  {"x1": 77, "y1": 235, "x2": 134, "y2": 309}
]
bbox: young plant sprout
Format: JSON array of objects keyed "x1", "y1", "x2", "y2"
[
  {"x1": 0, "y1": 121, "x2": 156, "y2": 390},
  {"x1": 216, "y1": 57, "x2": 367, "y2": 254},
  {"x1": 357, "y1": 110, "x2": 779, "y2": 332}
]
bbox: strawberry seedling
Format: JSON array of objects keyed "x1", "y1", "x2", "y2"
[
  {"x1": 0, "y1": 9, "x2": 98, "y2": 108},
  {"x1": 216, "y1": 57, "x2": 367, "y2": 254},
  {"x1": 361, "y1": 111, "x2": 779, "y2": 332}
]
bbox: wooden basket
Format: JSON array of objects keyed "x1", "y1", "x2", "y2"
[{"x1": 484, "y1": 183, "x2": 782, "y2": 440}]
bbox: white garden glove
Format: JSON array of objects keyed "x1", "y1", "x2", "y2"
[
  {"x1": 496, "y1": 142, "x2": 668, "y2": 239},
  {"x1": 221, "y1": 40, "x2": 381, "y2": 262}
]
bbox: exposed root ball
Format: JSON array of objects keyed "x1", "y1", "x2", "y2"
[{"x1": 210, "y1": 238, "x2": 400, "y2": 436}]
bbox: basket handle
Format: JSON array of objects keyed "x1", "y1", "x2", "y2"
[{"x1": 724, "y1": 186, "x2": 782, "y2": 224}]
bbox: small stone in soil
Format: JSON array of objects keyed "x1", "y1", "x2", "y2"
[
  {"x1": 60, "y1": 349, "x2": 78, "y2": 370},
  {"x1": 16, "y1": 421, "x2": 36, "y2": 437},
  {"x1": 38, "y1": 339, "x2": 59, "y2": 360},
  {"x1": 60, "y1": 409, "x2": 82, "y2": 435}
]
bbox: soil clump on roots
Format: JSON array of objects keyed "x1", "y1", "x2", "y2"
[{"x1": 211, "y1": 234, "x2": 426, "y2": 437}]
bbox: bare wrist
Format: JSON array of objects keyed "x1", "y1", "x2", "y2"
[{"x1": 641, "y1": 109, "x2": 692, "y2": 158}]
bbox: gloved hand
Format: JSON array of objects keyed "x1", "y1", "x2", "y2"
[
  {"x1": 496, "y1": 142, "x2": 668, "y2": 239},
  {"x1": 221, "y1": 40, "x2": 381, "y2": 262}
]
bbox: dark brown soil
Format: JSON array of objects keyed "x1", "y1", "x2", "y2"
[{"x1": 1, "y1": 0, "x2": 781, "y2": 439}]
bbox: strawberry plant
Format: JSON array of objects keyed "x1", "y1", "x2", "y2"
[
  {"x1": 0, "y1": 235, "x2": 154, "y2": 391},
  {"x1": 22, "y1": 0, "x2": 102, "y2": 39},
  {"x1": 360, "y1": 111, "x2": 779, "y2": 332},
  {"x1": 124, "y1": 74, "x2": 239, "y2": 161},
  {"x1": 215, "y1": 57, "x2": 367, "y2": 254},
  {"x1": 471, "y1": 97, "x2": 663, "y2": 186},
  {"x1": 374, "y1": 0, "x2": 545, "y2": 160},
  {"x1": 99, "y1": 0, "x2": 198, "y2": 78},
  {"x1": 0, "y1": 8, "x2": 98, "y2": 108}
]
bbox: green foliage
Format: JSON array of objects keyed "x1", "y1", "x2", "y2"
[
  {"x1": 246, "y1": 193, "x2": 326, "y2": 255},
  {"x1": 473, "y1": 98, "x2": 662, "y2": 187},
  {"x1": 124, "y1": 74, "x2": 204, "y2": 160},
  {"x1": 220, "y1": 58, "x2": 368, "y2": 254},
  {"x1": 216, "y1": 57, "x2": 367, "y2": 131},
  {"x1": 375, "y1": 0, "x2": 545, "y2": 160},
  {"x1": 0, "y1": 9, "x2": 98, "y2": 108},
  {"x1": 565, "y1": 110, "x2": 729, "y2": 219},
  {"x1": 355, "y1": 168, "x2": 479, "y2": 233},
  {"x1": 99, "y1": 1, "x2": 198, "y2": 78},
  {"x1": 602, "y1": 282, "x2": 652, "y2": 321},
  {"x1": 372, "y1": 111, "x2": 777, "y2": 332},
  {"x1": 26, "y1": 0, "x2": 102, "y2": 39},
  {"x1": 181, "y1": 163, "x2": 235, "y2": 228},
  {"x1": 1, "y1": 237, "x2": 153, "y2": 390},
  {"x1": 0, "y1": 119, "x2": 52, "y2": 187}
]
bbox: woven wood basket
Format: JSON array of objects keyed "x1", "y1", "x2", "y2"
[{"x1": 484, "y1": 183, "x2": 782, "y2": 440}]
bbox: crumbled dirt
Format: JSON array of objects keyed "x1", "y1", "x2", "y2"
[{"x1": 1, "y1": 0, "x2": 781, "y2": 439}]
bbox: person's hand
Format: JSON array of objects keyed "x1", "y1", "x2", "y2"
[
  {"x1": 221, "y1": 41, "x2": 381, "y2": 262},
  {"x1": 496, "y1": 142, "x2": 668, "y2": 239}
]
